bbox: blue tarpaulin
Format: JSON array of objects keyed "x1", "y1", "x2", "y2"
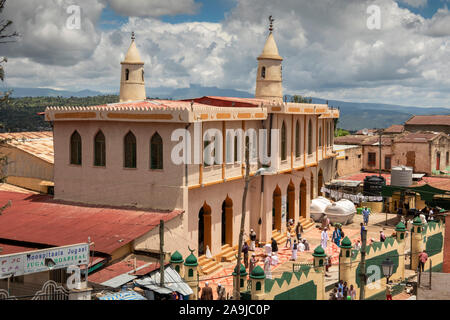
[{"x1": 98, "y1": 290, "x2": 147, "y2": 300}]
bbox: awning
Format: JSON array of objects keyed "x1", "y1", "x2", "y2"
[
  {"x1": 382, "y1": 184, "x2": 450, "y2": 201},
  {"x1": 98, "y1": 290, "x2": 147, "y2": 300},
  {"x1": 135, "y1": 266, "x2": 193, "y2": 296}
]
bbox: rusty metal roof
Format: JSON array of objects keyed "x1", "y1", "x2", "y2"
[
  {"x1": 0, "y1": 131, "x2": 54, "y2": 164},
  {"x1": 0, "y1": 191, "x2": 183, "y2": 255},
  {"x1": 384, "y1": 124, "x2": 404, "y2": 134},
  {"x1": 405, "y1": 115, "x2": 450, "y2": 126}
]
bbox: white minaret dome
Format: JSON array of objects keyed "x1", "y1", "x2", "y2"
[
  {"x1": 255, "y1": 16, "x2": 283, "y2": 102},
  {"x1": 119, "y1": 32, "x2": 147, "y2": 102}
]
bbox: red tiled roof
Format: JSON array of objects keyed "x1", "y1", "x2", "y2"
[
  {"x1": 356, "y1": 129, "x2": 377, "y2": 135},
  {"x1": 384, "y1": 124, "x2": 404, "y2": 134},
  {"x1": 0, "y1": 191, "x2": 183, "y2": 255},
  {"x1": 361, "y1": 136, "x2": 393, "y2": 146},
  {"x1": 88, "y1": 259, "x2": 158, "y2": 284},
  {"x1": 405, "y1": 115, "x2": 450, "y2": 126}
]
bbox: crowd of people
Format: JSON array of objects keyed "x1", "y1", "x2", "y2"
[{"x1": 329, "y1": 280, "x2": 357, "y2": 300}]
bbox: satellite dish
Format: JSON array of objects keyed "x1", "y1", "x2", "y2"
[{"x1": 362, "y1": 128, "x2": 369, "y2": 135}]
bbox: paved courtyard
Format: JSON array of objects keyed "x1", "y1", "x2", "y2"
[{"x1": 199, "y1": 211, "x2": 411, "y2": 299}]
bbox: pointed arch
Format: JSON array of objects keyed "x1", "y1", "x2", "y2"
[
  {"x1": 198, "y1": 202, "x2": 212, "y2": 256},
  {"x1": 70, "y1": 131, "x2": 82, "y2": 165},
  {"x1": 94, "y1": 130, "x2": 105, "y2": 167},
  {"x1": 150, "y1": 132, "x2": 163, "y2": 169},
  {"x1": 221, "y1": 196, "x2": 233, "y2": 246},
  {"x1": 281, "y1": 121, "x2": 287, "y2": 161},
  {"x1": 124, "y1": 131, "x2": 136, "y2": 168},
  {"x1": 310, "y1": 172, "x2": 315, "y2": 199},
  {"x1": 319, "y1": 124, "x2": 322, "y2": 147},
  {"x1": 261, "y1": 66, "x2": 266, "y2": 79},
  {"x1": 125, "y1": 69, "x2": 130, "y2": 81}
]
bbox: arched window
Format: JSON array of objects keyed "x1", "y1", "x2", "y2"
[
  {"x1": 204, "y1": 133, "x2": 212, "y2": 167},
  {"x1": 319, "y1": 126, "x2": 322, "y2": 147},
  {"x1": 281, "y1": 121, "x2": 287, "y2": 161},
  {"x1": 124, "y1": 131, "x2": 136, "y2": 168},
  {"x1": 125, "y1": 69, "x2": 130, "y2": 81},
  {"x1": 70, "y1": 131, "x2": 82, "y2": 165},
  {"x1": 94, "y1": 130, "x2": 106, "y2": 167},
  {"x1": 261, "y1": 66, "x2": 266, "y2": 79},
  {"x1": 150, "y1": 132, "x2": 163, "y2": 170},
  {"x1": 295, "y1": 120, "x2": 300, "y2": 158},
  {"x1": 308, "y1": 119, "x2": 313, "y2": 155}
]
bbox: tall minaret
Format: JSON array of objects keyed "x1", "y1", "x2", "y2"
[
  {"x1": 255, "y1": 16, "x2": 283, "y2": 102},
  {"x1": 120, "y1": 32, "x2": 146, "y2": 102}
]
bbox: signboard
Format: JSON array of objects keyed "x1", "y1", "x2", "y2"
[{"x1": 0, "y1": 243, "x2": 89, "y2": 279}]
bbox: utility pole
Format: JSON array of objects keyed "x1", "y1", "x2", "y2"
[
  {"x1": 160, "y1": 219, "x2": 165, "y2": 288},
  {"x1": 378, "y1": 130, "x2": 382, "y2": 177},
  {"x1": 359, "y1": 229, "x2": 367, "y2": 300},
  {"x1": 234, "y1": 139, "x2": 251, "y2": 300}
]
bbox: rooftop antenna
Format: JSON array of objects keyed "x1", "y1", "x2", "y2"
[{"x1": 269, "y1": 15, "x2": 274, "y2": 33}]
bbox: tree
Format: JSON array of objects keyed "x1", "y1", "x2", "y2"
[
  {"x1": 0, "y1": 0, "x2": 19, "y2": 102},
  {"x1": 290, "y1": 95, "x2": 312, "y2": 104}
]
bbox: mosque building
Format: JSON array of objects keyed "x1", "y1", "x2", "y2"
[{"x1": 44, "y1": 22, "x2": 339, "y2": 273}]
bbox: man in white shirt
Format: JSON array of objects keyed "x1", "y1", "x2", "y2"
[{"x1": 321, "y1": 228, "x2": 328, "y2": 250}]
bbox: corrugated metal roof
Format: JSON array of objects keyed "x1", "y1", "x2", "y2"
[
  {"x1": 0, "y1": 191, "x2": 183, "y2": 255},
  {"x1": 100, "y1": 274, "x2": 137, "y2": 288},
  {"x1": 0, "y1": 131, "x2": 54, "y2": 164},
  {"x1": 135, "y1": 266, "x2": 193, "y2": 296},
  {"x1": 98, "y1": 290, "x2": 147, "y2": 300}
]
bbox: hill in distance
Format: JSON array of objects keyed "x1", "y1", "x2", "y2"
[{"x1": 8, "y1": 86, "x2": 450, "y2": 131}]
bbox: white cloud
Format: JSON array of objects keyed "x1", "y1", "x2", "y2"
[
  {"x1": 2, "y1": 0, "x2": 450, "y2": 108},
  {"x1": 397, "y1": 0, "x2": 427, "y2": 8},
  {"x1": 106, "y1": 0, "x2": 202, "y2": 17}
]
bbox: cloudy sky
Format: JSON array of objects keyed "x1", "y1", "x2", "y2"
[{"x1": 1, "y1": 0, "x2": 450, "y2": 107}]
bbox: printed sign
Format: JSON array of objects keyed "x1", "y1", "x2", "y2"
[{"x1": 0, "y1": 243, "x2": 89, "y2": 279}]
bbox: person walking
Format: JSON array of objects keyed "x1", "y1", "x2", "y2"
[
  {"x1": 242, "y1": 241, "x2": 249, "y2": 269},
  {"x1": 332, "y1": 226, "x2": 342, "y2": 246},
  {"x1": 321, "y1": 228, "x2": 328, "y2": 250},
  {"x1": 290, "y1": 240, "x2": 298, "y2": 261},
  {"x1": 360, "y1": 223, "x2": 366, "y2": 240},
  {"x1": 295, "y1": 222, "x2": 302, "y2": 242},
  {"x1": 285, "y1": 229, "x2": 292, "y2": 248},
  {"x1": 303, "y1": 239, "x2": 310, "y2": 251},
  {"x1": 216, "y1": 283, "x2": 226, "y2": 300},
  {"x1": 200, "y1": 282, "x2": 213, "y2": 300},
  {"x1": 264, "y1": 254, "x2": 272, "y2": 279},
  {"x1": 249, "y1": 229, "x2": 257, "y2": 251},
  {"x1": 362, "y1": 207, "x2": 370, "y2": 226},
  {"x1": 418, "y1": 250, "x2": 428, "y2": 272},
  {"x1": 298, "y1": 239, "x2": 305, "y2": 252},
  {"x1": 386, "y1": 282, "x2": 393, "y2": 300},
  {"x1": 343, "y1": 281, "x2": 348, "y2": 298},
  {"x1": 249, "y1": 253, "x2": 257, "y2": 274},
  {"x1": 271, "y1": 237, "x2": 278, "y2": 256},
  {"x1": 380, "y1": 230, "x2": 386, "y2": 242},
  {"x1": 321, "y1": 214, "x2": 331, "y2": 230},
  {"x1": 348, "y1": 284, "x2": 356, "y2": 300}
]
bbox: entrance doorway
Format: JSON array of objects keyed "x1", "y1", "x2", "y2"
[
  {"x1": 318, "y1": 169, "x2": 324, "y2": 197},
  {"x1": 287, "y1": 181, "x2": 295, "y2": 223},
  {"x1": 221, "y1": 196, "x2": 233, "y2": 246},
  {"x1": 198, "y1": 202, "x2": 212, "y2": 256},
  {"x1": 272, "y1": 185, "x2": 282, "y2": 231},
  {"x1": 299, "y1": 179, "x2": 307, "y2": 219}
]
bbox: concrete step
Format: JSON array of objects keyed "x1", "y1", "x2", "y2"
[
  {"x1": 201, "y1": 260, "x2": 218, "y2": 270},
  {"x1": 201, "y1": 262, "x2": 222, "y2": 275}
]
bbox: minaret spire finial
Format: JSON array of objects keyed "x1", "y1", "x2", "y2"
[
  {"x1": 131, "y1": 31, "x2": 135, "y2": 41},
  {"x1": 269, "y1": 15, "x2": 274, "y2": 33}
]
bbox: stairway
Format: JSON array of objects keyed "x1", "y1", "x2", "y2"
[
  {"x1": 299, "y1": 217, "x2": 316, "y2": 231},
  {"x1": 198, "y1": 255, "x2": 222, "y2": 275},
  {"x1": 216, "y1": 244, "x2": 238, "y2": 263},
  {"x1": 271, "y1": 229, "x2": 287, "y2": 245}
]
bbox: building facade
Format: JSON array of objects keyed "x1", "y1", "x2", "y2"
[{"x1": 44, "y1": 30, "x2": 339, "y2": 258}]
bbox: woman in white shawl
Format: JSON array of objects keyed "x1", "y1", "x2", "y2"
[
  {"x1": 290, "y1": 240, "x2": 298, "y2": 261},
  {"x1": 321, "y1": 228, "x2": 328, "y2": 250},
  {"x1": 264, "y1": 254, "x2": 272, "y2": 279}
]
